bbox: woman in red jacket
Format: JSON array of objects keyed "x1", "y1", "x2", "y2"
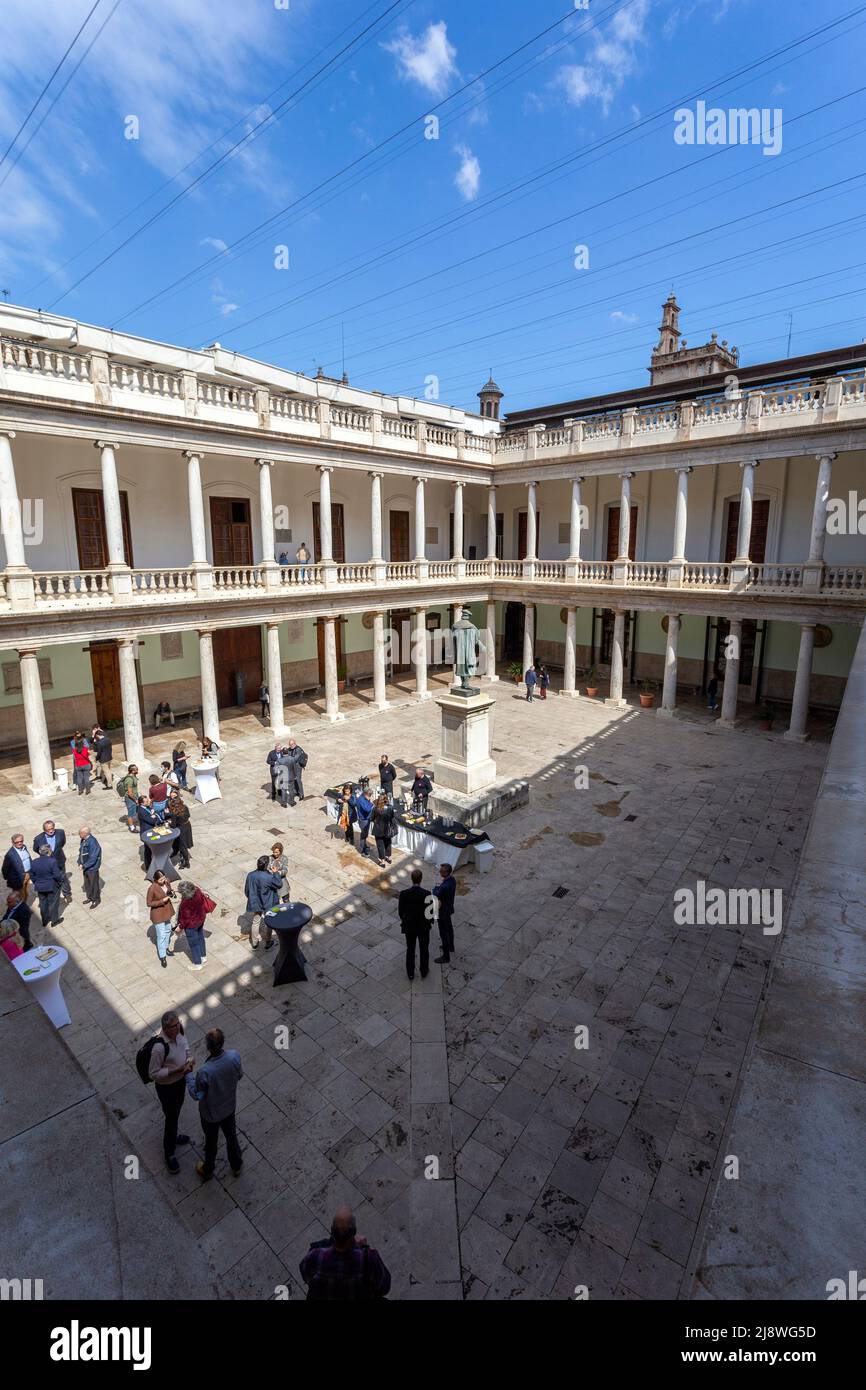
[{"x1": 176, "y1": 881, "x2": 214, "y2": 972}]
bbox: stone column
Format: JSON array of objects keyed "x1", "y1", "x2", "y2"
[
  {"x1": 785, "y1": 624, "x2": 816, "y2": 742},
  {"x1": 372, "y1": 610, "x2": 389, "y2": 710},
  {"x1": 0, "y1": 431, "x2": 35, "y2": 608},
  {"x1": 658, "y1": 614, "x2": 681, "y2": 717},
  {"x1": 322, "y1": 616, "x2": 344, "y2": 722},
  {"x1": 486, "y1": 485, "x2": 497, "y2": 560},
  {"x1": 369, "y1": 471, "x2": 384, "y2": 561},
  {"x1": 452, "y1": 482, "x2": 464, "y2": 560},
  {"x1": 605, "y1": 610, "x2": 627, "y2": 707},
  {"x1": 803, "y1": 453, "x2": 835, "y2": 592},
  {"x1": 522, "y1": 604, "x2": 535, "y2": 678},
  {"x1": 414, "y1": 476, "x2": 426, "y2": 560},
  {"x1": 118, "y1": 637, "x2": 146, "y2": 767},
  {"x1": 318, "y1": 465, "x2": 333, "y2": 561},
  {"x1": 735, "y1": 461, "x2": 758, "y2": 561},
  {"x1": 18, "y1": 648, "x2": 54, "y2": 796},
  {"x1": 198, "y1": 629, "x2": 220, "y2": 744},
  {"x1": 185, "y1": 450, "x2": 213, "y2": 594},
  {"x1": 568, "y1": 477, "x2": 583, "y2": 560},
  {"x1": 266, "y1": 621, "x2": 288, "y2": 736},
  {"x1": 561, "y1": 606, "x2": 578, "y2": 697},
  {"x1": 484, "y1": 599, "x2": 499, "y2": 681},
  {"x1": 719, "y1": 619, "x2": 742, "y2": 726},
  {"x1": 412, "y1": 607, "x2": 430, "y2": 700}
]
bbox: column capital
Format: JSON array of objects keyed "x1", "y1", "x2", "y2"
[
  {"x1": 739, "y1": 458, "x2": 760, "y2": 470},
  {"x1": 94, "y1": 438, "x2": 120, "y2": 451},
  {"x1": 182, "y1": 448, "x2": 205, "y2": 461},
  {"x1": 255, "y1": 456, "x2": 275, "y2": 468}
]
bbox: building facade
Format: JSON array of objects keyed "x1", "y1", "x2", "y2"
[{"x1": 0, "y1": 299, "x2": 863, "y2": 793}]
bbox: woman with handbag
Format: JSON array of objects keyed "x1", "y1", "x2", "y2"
[
  {"x1": 176, "y1": 881, "x2": 214, "y2": 972},
  {"x1": 146, "y1": 871, "x2": 176, "y2": 969}
]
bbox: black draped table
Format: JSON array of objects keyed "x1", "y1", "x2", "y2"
[{"x1": 264, "y1": 902, "x2": 311, "y2": 985}]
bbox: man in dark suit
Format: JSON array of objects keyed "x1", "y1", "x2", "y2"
[
  {"x1": 33, "y1": 820, "x2": 71, "y2": 900},
  {"x1": 398, "y1": 868, "x2": 433, "y2": 981},
  {"x1": 433, "y1": 862, "x2": 456, "y2": 964}
]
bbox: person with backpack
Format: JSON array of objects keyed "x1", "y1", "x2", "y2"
[
  {"x1": 146, "y1": 870, "x2": 175, "y2": 969},
  {"x1": 175, "y1": 881, "x2": 215, "y2": 971},
  {"x1": 118, "y1": 765, "x2": 139, "y2": 832},
  {"x1": 524, "y1": 665, "x2": 537, "y2": 702},
  {"x1": 300, "y1": 1207, "x2": 391, "y2": 1300},
  {"x1": 140, "y1": 1010, "x2": 193, "y2": 1175}
]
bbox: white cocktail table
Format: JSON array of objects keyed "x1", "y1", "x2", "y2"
[{"x1": 13, "y1": 946, "x2": 71, "y2": 1027}]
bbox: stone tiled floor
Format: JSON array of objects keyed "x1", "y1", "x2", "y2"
[{"x1": 1, "y1": 673, "x2": 827, "y2": 1299}]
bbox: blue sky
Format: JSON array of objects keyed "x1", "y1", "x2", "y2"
[{"x1": 1, "y1": 0, "x2": 864, "y2": 414}]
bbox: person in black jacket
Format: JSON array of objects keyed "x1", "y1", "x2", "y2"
[
  {"x1": 377, "y1": 754, "x2": 397, "y2": 800},
  {"x1": 372, "y1": 795, "x2": 395, "y2": 867},
  {"x1": 432, "y1": 862, "x2": 457, "y2": 964},
  {"x1": 30, "y1": 846, "x2": 64, "y2": 927},
  {"x1": 398, "y1": 868, "x2": 433, "y2": 980},
  {"x1": 33, "y1": 821, "x2": 71, "y2": 901}
]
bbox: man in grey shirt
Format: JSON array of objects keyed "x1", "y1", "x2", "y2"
[{"x1": 186, "y1": 1027, "x2": 244, "y2": 1179}]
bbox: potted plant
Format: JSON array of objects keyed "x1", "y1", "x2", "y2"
[
  {"x1": 584, "y1": 665, "x2": 599, "y2": 698},
  {"x1": 755, "y1": 702, "x2": 775, "y2": 731},
  {"x1": 639, "y1": 678, "x2": 657, "y2": 709},
  {"x1": 508, "y1": 661, "x2": 523, "y2": 684}
]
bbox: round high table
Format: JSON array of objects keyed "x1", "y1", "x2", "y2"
[
  {"x1": 13, "y1": 946, "x2": 71, "y2": 1027},
  {"x1": 193, "y1": 756, "x2": 222, "y2": 805},
  {"x1": 143, "y1": 827, "x2": 180, "y2": 882},
  {"x1": 264, "y1": 902, "x2": 311, "y2": 986}
]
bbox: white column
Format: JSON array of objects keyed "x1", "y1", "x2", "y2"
[
  {"x1": 568, "y1": 478, "x2": 583, "y2": 561},
  {"x1": 118, "y1": 637, "x2": 146, "y2": 767},
  {"x1": 618, "y1": 473, "x2": 633, "y2": 558},
  {"x1": 257, "y1": 458, "x2": 276, "y2": 565},
  {"x1": 198, "y1": 629, "x2": 220, "y2": 744},
  {"x1": 808, "y1": 455, "x2": 834, "y2": 562},
  {"x1": 369, "y1": 471, "x2": 384, "y2": 562},
  {"x1": 95, "y1": 440, "x2": 126, "y2": 568},
  {"x1": 18, "y1": 648, "x2": 54, "y2": 795},
  {"x1": 720, "y1": 619, "x2": 742, "y2": 725},
  {"x1": 735, "y1": 461, "x2": 758, "y2": 561},
  {"x1": 184, "y1": 450, "x2": 208, "y2": 566},
  {"x1": 672, "y1": 468, "x2": 691, "y2": 560},
  {"x1": 412, "y1": 607, "x2": 430, "y2": 700},
  {"x1": 785, "y1": 624, "x2": 816, "y2": 742},
  {"x1": 606, "y1": 610, "x2": 626, "y2": 706},
  {"x1": 658, "y1": 613, "x2": 681, "y2": 716},
  {"x1": 522, "y1": 604, "x2": 535, "y2": 677},
  {"x1": 0, "y1": 431, "x2": 27, "y2": 570},
  {"x1": 266, "y1": 621, "x2": 287, "y2": 735},
  {"x1": 526, "y1": 481, "x2": 538, "y2": 561},
  {"x1": 452, "y1": 482, "x2": 464, "y2": 560},
  {"x1": 484, "y1": 599, "x2": 498, "y2": 681},
  {"x1": 562, "y1": 607, "x2": 578, "y2": 696},
  {"x1": 372, "y1": 610, "x2": 389, "y2": 710},
  {"x1": 414, "y1": 476, "x2": 426, "y2": 560},
  {"x1": 322, "y1": 616, "x2": 343, "y2": 721},
  {"x1": 486, "y1": 485, "x2": 497, "y2": 560},
  {"x1": 318, "y1": 466, "x2": 333, "y2": 561}
]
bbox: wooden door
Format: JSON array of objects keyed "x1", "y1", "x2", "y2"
[
  {"x1": 316, "y1": 618, "x2": 345, "y2": 686},
  {"x1": 89, "y1": 642, "x2": 124, "y2": 726},
  {"x1": 210, "y1": 497, "x2": 253, "y2": 567},
  {"x1": 389, "y1": 510, "x2": 410, "y2": 561},
  {"x1": 724, "y1": 499, "x2": 769, "y2": 563},
  {"x1": 72, "y1": 488, "x2": 133, "y2": 567},
  {"x1": 312, "y1": 502, "x2": 345, "y2": 563},
  {"x1": 212, "y1": 626, "x2": 263, "y2": 709},
  {"x1": 606, "y1": 505, "x2": 637, "y2": 560},
  {"x1": 517, "y1": 511, "x2": 541, "y2": 560}
]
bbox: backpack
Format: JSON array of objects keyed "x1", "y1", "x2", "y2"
[{"x1": 135, "y1": 1035, "x2": 168, "y2": 1085}]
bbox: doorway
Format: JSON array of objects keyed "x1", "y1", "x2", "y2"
[
  {"x1": 389, "y1": 510, "x2": 410, "y2": 561},
  {"x1": 89, "y1": 642, "x2": 125, "y2": 727},
  {"x1": 210, "y1": 497, "x2": 253, "y2": 567},
  {"x1": 72, "y1": 488, "x2": 134, "y2": 567},
  {"x1": 212, "y1": 626, "x2": 263, "y2": 709}
]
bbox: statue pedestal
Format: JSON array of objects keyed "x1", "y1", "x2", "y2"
[{"x1": 434, "y1": 691, "x2": 497, "y2": 795}]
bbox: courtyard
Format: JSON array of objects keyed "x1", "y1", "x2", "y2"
[{"x1": 0, "y1": 672, "x2": 827, "y2": 1299}]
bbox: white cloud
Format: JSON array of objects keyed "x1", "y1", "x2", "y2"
[
  {"x1": 611, "y1": 310, "x2": 639, "y2": 324},
  {"x1": 454, "y1": 144, "x2": 480, "y2": 202},
  {"x1": 554, "y1": 0, "x2": 650, "y2": 115},
  {"x1": 384, "y1": 21, "x2": 458, "y2": 97}
]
